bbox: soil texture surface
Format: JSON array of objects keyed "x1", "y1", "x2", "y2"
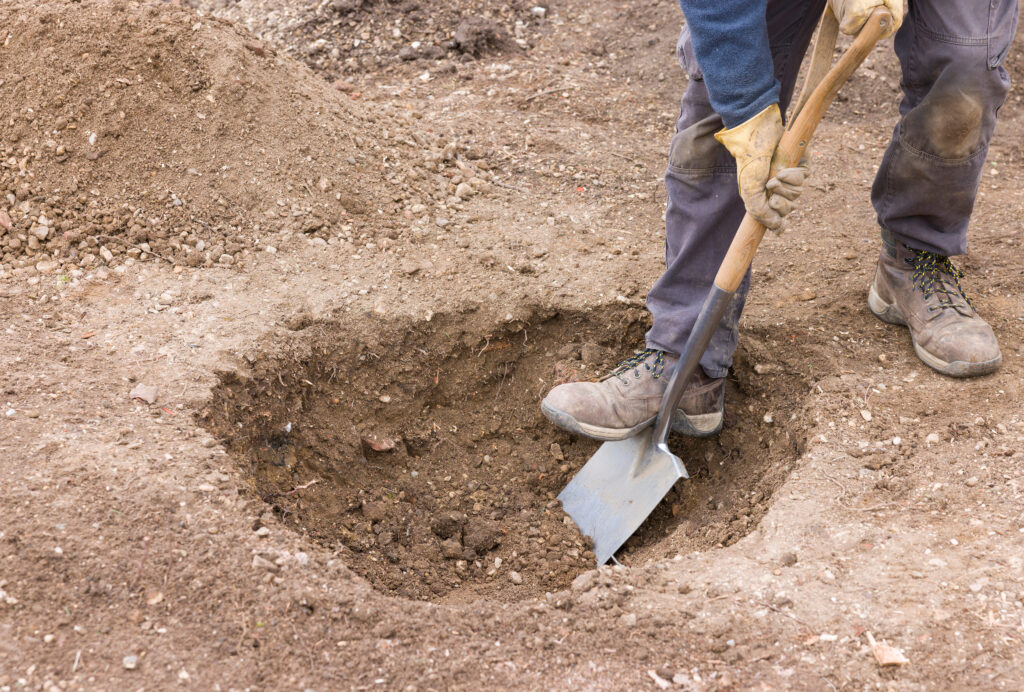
[{"x1": 2, "y1": 0, "x2": 1024, "y2": 690}]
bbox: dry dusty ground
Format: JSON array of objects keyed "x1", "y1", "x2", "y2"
[{"x1": 2, "y1": 0, "x2": 1024, "y2": 689}]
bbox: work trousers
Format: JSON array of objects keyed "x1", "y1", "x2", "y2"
[{"x1": 645, "y1": 0, "x2": 1018, "y2": 377}]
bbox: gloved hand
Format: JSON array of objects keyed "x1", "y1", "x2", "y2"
[
  {"x1": 828, "y1": 0, "x2": 904, "y2": 38},
  {"x1": 715, "y1": 104, "x2": 809, "y2": 232}
]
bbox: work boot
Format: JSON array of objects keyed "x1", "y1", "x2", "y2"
[
  {"x1": 868, "y1": 231, "x2": 1001, "y2": 377},
  {"x1": 540, "y1": 348, "x2": 724, "y2": 441}
]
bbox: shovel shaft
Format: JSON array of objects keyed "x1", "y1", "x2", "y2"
[
  {"x1": 652, "y1": 7, "x2": 892, "y2": 445},
  {"x1": 650, "y1": 285, "x2": 734, "y2": 446}
]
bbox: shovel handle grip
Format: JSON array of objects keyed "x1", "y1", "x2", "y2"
[{"x1": 713, "y1": 7, "x2": 892, "y2": 293}]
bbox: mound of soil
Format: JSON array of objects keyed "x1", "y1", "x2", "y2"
[
  {"x1": 188, "y1": 0, "x2": 534, "y2": 79},
  {"x1": 0, "y1": 0, "x2": 497, "y2": 278}
]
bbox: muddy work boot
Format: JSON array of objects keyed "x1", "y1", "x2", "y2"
[
  {"x1": 868, "y1": 231, "x2": 1001, "y2": 377},
  {"x1": 541, "y1": 348, "x2": 724, "y2": 441}
]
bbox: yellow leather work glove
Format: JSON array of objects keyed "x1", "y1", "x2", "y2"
[
  {"x1": 828, "y1": 0, "x2": 903, "y2": 37},
  {"x1": 715, "y1": 104, "x2": 809, "y2": 233}
]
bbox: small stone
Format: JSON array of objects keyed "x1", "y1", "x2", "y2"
[
  {"x1": 30, "y1": 224, "x2": 50, "y2": 240},
  {"x1": 35, "y1": 259, "x2": 58, "y2": 274},
  {"x1": 252, "y1": 554, "x2": 279, "y2": 572},
  {"x1": 530, "y1": 5, "x2": 547, "y2": 17},
  {"x1": 763, "y1": 413, "x2": 774, "y2": 424},
  {"x1": 218, "y1": 253, "x2": 234, "y2": 265},
  {"x1": 780, "y1": 552, "x2": 798, "y2": 567},
  {"x1": 926, "y1": 433, "x2": 940, "y2": 444},
  {"x1": 255, "y1": 526, "x2": 271, "y2": 537},
  {"x1": 264, "y1": 245, "x2": 278, "y2": 253},
  {"x1": 123, "y1": 655, "x2": 139, "y2": 670},
  {"x1": 797, "y1": 288, "x2": 816, "y2": 301},
  {"x1": 619, "y1": 612, "x2": 637, "y2": 627},
  {"x1": 455, "y1": 182, "x2": 474, "y2": 199},
  {"x1": 99, "y1": 246, "x2": 114, "y2": 263},
  {"x1": 753, "y1": 363, "x2": 776, "y2": 375},
  {"x1": 549, "y1": 442, "x2": 564, "y2": 461},
  {"x1": 509, "y1": 570, "x2": 523, "y2": 585},
  {"x1": 571, "y1": 571, "x2": 598, "y2": 593},
  {"x1": 378, "y1": 394, "x2": 392, "y2": 403},
  {"x1": 129, "y1": 383, "x2": 159, "y2": 404},
  {"x1": 860, "y1": 409, "x2": 872, "y2": 422},
  {"x1": 197, "y1": 483, "x2": 217, "y2": 493},
  {"x1": 965, "y1": 477, "x2": 978, "y2": 487}
]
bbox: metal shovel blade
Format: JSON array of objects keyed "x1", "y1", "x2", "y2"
[{"x1": 558, "y1": 429, "x2": 689, "y2": 565}]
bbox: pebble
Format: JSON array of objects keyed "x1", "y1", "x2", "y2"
[
  {"x1": 780, "y1": 552, "x2": 798, "y2": 567},
  {"x1": 255, "y1": 526, "x2": 271, "y2": 537},
  {"x1": 925, "y1": 432, "x2": 939, "y2": 444},
  {"x1": 252, "y1": 554, "x2": 279, "y2": 572},
  {"x1": 860, "y1": 409, "x2": 872, "y2": 422},
  {"x1": 619, "y1": 612, "x2": 637, "y2": 627},
  {"x1": 509, "y1": 570, "x2": 523, "y2": 585},
  {"x1": 99, "y1": 246, "x2": 114, "y2": 263},
  {"x1": 122, "y1": 655, "x2": 138, "y2": 670},
  {"x1": 797, "y1": 288, "x2": 816, "y2": 301},
  {"x1": 454, "y1": 182, "x2": 474, "y2": 199},
  {"x1": 129, "y1": 383, "x2": 159, "y2": 404},
  {"x1": 965, "y1": 477, "x2": 978, "y2": 487}
]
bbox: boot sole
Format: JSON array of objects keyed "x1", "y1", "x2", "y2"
[
  {"x1": 867, "y1": 284, "x2": 1002, "y2": 378},
  {"x1": 540, "y1": 401, "x2": 722, "y2": 442}
]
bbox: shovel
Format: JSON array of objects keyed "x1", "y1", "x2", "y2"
[{"x1": 559, "y1": 7, "x2": 894, "y2": 566}]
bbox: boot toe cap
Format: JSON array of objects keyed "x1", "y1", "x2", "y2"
[{"x1": 918, "y1": 321, "x2": 1002, "y2": 376}]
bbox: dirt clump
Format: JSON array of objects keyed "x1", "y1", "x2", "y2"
[{"x1": 0, "y1": 0, "x2": 503, "y2": 279}]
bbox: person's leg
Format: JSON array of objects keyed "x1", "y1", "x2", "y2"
[
  {"x1": 541, "y1": 0, "x2": 827, "y2": 442},
  {"x1": 645, "y1": 0, "x2": 826, "y2": 378},
  {"x1": 867, "y1": 0, "x2": 1016, "y2": 376},
  {"x1": 872, "y1": 0, "x2": 1017, "y2": 254}
]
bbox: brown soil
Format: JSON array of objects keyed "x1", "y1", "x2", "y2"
[
  {"x1": 0, "y1": 0, "x2": 495, "y2": 273},
  {"x1": 202, "y1": 307, "x2": 812, "y2": 603},
  {"x1": 2, "y1": 0, "x2": 1024, "y2": 690},
  {"x1": 191, "y1": 0, "x2": 533, "y2": 79}
]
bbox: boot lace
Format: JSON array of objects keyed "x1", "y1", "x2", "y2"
[
  {"x1": 906, "y1": 248, "x2": 973, "y2": 312},
  {"x1": 610, "y1": 348, "x2": 665, "y2": 384}
]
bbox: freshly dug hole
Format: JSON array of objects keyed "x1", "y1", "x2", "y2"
[{"x1": 202, "y1": 307, "x2": 811, "y2": 602}]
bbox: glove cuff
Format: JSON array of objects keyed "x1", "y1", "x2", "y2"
[{"x1": 713, "y1": 104, "x2": 784, "y2": 162}]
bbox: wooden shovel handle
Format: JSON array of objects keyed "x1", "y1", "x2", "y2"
[{"x1": 713, "y1": 7, "x2": 893, "y2": 293}]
